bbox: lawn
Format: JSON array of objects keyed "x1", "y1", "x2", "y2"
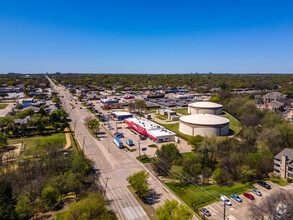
[
  {"x1": 154, "y1": 122, "x2": 192, "y2": 141},
  {"x1": 267, "y1": 176, "x2": 290, "y2": 186},
  {"x1": 165, "y1": 182, "x2": 254, "y2": 210},
  {"x1": 9, "y1": 133, "x2": 66, "y2": 155},
  {"x1": 220, "y1": 111, "x2": 242, "y2": 135},
  {"x1": 174, "y1": 108, "x2": 189, "y2": 115},
  {"x1": 0, "y1": 103, "x2": 8, "y2": 109},
  {"x1": 155, "y1": 114, "x2": 168, "y2": 120}
]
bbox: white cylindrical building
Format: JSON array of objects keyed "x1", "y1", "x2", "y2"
[
  {"x1": 188, "y1": 102, "x2": 223, "y2": 115},
  {"x1": 179, "y1": 114, "x2": 229, "y2": 137}
]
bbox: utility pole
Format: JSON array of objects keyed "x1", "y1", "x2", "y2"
[
  {"x1": 74, "y1": 120, "x2": 77, "y2": 132},
  {"x1": 82, "y1": 136, "x2": 86, "y2": 150},
  {"x1": 104, "y1": 177, "x2": 110, "y2": 196},
  {"x1": 223, "y1": 201, "x2": 226, "y2": 220},
  {"x1": 138, "y1": 139, "x2": 141, "y2": 156}
]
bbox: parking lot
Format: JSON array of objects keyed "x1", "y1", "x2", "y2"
[
  {"x1": 202, "y1": 181, "x2": 293, "y2": 220},
  {"x1": 88, "y1": 100, "x2": 193, "y2": 157}
]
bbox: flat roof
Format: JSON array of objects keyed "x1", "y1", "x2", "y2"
[
  {"x1": 112, "y1": 111, "x2": 132, "y2": 116},
  {"x1": 180, "y1": 114, "x2": 229, "y2": 125},
  {"x1": 188, "y1": 101, "x2": 222, "y2": 108},
  {"x1": 126, "y1": 117, "x2": 176, "y2": 138}
]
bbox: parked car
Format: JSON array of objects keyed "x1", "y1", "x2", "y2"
[
  {"x1": 257, "y1": 181, "x2": 271, "y2": 189},
  {"x1": 221, "y1": 195, "x2": 232, "y2": 206},
  {"x1": 243, "y1": 193, "x2": 255, "y2": 200},
  {"x1": 115, "y1": 133, "x2": 124, "y2": 138},
  {"x1": 231, "y1": 194, "x2": 242, "y2": 202},
  {"x1": 199, "y1": 208, "x2": 211, "y2": 216},
  {"x1": 126, "y1": 139, "x2": 134, "y2": 146},
  {"x1": 140, "y1": 136, "x2": 146, "y2": 140},
  {"x1": 251, "y1": 189, "x2": 262, "y2": 196}
]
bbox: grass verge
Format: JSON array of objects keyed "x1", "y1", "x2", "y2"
[
  {"x1": 0, "y1": 103, "x2": 8, "y2": 109},
  {"x1": 267, "y1": 176, "x2": 290, "y2": 186},
  {"x1": 155, "y1": 114, "x2": 168, "y2": 120},
  {"x1": 137, "y1": 155, "x2": 151, "y2": 163},
  {"x1": 220, "y1": 111, "x2": 242, "y2": 136},
  {"x1": 165, "y1": 182, "x2": 254, "y2": 211},
  {"x1": 174, "y1": 108, "x2": 189, "y2": 115}
]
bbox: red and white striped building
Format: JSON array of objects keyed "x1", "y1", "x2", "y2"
[{"x1": 125, "y1": 117, "x2": 176, "y2": 143}]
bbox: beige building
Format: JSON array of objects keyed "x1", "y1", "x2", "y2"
[
  {"x1": 179, "y1": 114, "x2": 229, "y2": 137},
  {"x1": 188, "y1": 101, "x2": 223, "y2": 115},
  {"x1": 274, "y1": 148, "x2": 293, "y2": 179}
]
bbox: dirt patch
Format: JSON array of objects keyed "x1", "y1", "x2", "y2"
[{"x1": 1, "y1": 143, "x2": 23, "y2": 162}]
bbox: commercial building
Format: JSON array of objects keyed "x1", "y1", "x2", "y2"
[
  {"x1": 274, "y1": 148, "x2": 293, "y2": 179},
  {"x1": 100, "y1": 98, "x2": 119, "y2": 105},
  {"x1": 112, "y1": 111, "x2": 133, "y2": 120},
  {"x1": 125, "y1": 117, "x2": 176, "y2": 143},
  {"x1": 179, "y1": 114, "x2": 229, "y2": 137},
  {"x1": 157, "y1": 109, "x2": 176, "y2": 117},
  {"x1": 188, "y1": 101, "x2": 223, "y2": 115}
]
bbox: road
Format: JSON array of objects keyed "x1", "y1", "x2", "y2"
[{"x1": 46, "y1": 76, "x2": 190, "y2": 220}]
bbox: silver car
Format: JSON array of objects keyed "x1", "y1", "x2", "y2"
[{"x1": 251, "y1": 189, "x2": 262, "y2": 196}]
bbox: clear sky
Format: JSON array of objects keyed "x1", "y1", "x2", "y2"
[{"x1": 0, "y1": 0, "x2": 293, "y2": 73}]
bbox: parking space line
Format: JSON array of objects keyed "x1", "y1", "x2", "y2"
[
  {"x1": 215, "y1": 203, "x2": 224, "y2": 211},
  {"x1": 207, "y1": 205, "x2": 219, "y2": 214}
]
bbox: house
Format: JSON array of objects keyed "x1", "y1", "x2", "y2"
[
  {"x1": 261, "y1": 100, "x2": 284, "y2": 111},
  {"x1": 14, "y1": 116, "x2": 30, "y2": 124},
  {"x1": 20, "y1": 98, "x2": 34, "y2": 108},
  {"x1": 274, "y1": 148, "x2": 293, "y2": 179}
]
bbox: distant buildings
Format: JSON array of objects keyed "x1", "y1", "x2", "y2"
[{"x1": 255, "y1": 92, "x2": 292, "y2": 111}]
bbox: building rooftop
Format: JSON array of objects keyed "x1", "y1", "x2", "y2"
[
  {"x1": 275, "y1": 148, "x2": 293, "y2": 161},
  {"x1": 112, "y1": 111, "x2": 132, "y2": 116},
  {"x1": 188, "y1": 101, "x2": 222, "y2": 108},
  {"x1": 180, "y1": 114, "x2": 229, "y2": 125}
]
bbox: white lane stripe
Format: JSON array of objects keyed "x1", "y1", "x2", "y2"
[{"x1": 207, "y1": 205, "x2": 219, "y2": 214}]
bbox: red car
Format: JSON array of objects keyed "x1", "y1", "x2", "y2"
[{"x1": 243, "y1": 193, "x2": 255, "y2": 200}]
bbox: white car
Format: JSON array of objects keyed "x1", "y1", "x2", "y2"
[{"x1": 221, "y1": 195, "x2": 232, "y2": 206}]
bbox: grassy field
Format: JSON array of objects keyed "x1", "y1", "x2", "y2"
[
  {"x1": 155, "y1": 122, "x2": 192, "y2": 141},
  {"x1": 0, "y1": 103, "x2": 8, "y2": 109},
  {"x1": 9, "y1": 133, "x2": 66, "y2": 155},
  {"x1": 174, "y1": 108, "x2": 189, "y2": 115},
  {"x1": 165, "y1": 182, "x2": 254, "y2": 210},
  {"x1": 155, "y1": 114, "x2": 168, "y2": 120},
  {"x1": 220, "y1": 111, "x2": 242, "y2": 135}
]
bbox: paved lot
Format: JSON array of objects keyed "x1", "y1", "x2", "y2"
[
  {"x1": 88, "y1": 100, "x2": 193, "y2": 156},
  {"x1": 202, "y1": 181, "x2": 293, "y2": 220},
  {"x1": 0, "y1": 103, "x2": 15, "y2": 117}
]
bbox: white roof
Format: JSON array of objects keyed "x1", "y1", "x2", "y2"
[
  {"x1": 112, "y1": 111, "x2": 132, "y2": 116},
  {"x1": 126, "y1": 117, "x2": 176, "y2": 138},
  {"x1": 180, "y1": 114, "x2": 229, "y2": 125},
  {"x1": 188, "y1": 101, "x2": 222, "y2": 108}
]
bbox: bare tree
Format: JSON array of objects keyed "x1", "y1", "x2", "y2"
[{"x1": 248, "y1": 189, "x2": 293, "y2": 220}]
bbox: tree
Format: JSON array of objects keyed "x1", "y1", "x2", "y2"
[
  {"x1": 0, "y1": 92, "x2": 8, "y2": 100},
  {"x1": 41, "y1": 186, "x2": 60, "y2": 207},
  {"x1": 88, "y1": 119, "x2": 100, "y2": 133},
  {"x1": 169, "y1": 165, "x2": 189, "y2": 185},
  {"x1": 248, "y1": 190, "x2": 293, "y2": 220},
  {"x1": 187, "y1": 135, "x2": 204, "y2": 149},
  {"x1": 15, "y1": 195, "x2": 33, "y2": 220},
  {"x1": 53, "y1": 96, "x2": 61, "y2": 104},
  {"x1": 0, "y1": 181, "x2": 17, "y2": 220},
  {"x1": 239, "y1": 165, "x2": 256, "y2": 182},
  {"x1": 209, "y1": 95, "x2": 221, "y2": 103},
  {"x1": 64, "y1": 193, "x2": 117, "y2": 220},
  {"x1": 212, "y1": 168, "x2": 225, "y2": 185},
  {"x1": 0, "y1": 132, "x2": 8, "y2": 149},
  {"x1": 155, "y1": 200, "x2": 193, "y2": 220},
  {"x1": 135, "y1": 99, "x2": 146, "y2": 114},
  {"x1": 127, "y1": 171, "x2": 150, "y2": 198}
]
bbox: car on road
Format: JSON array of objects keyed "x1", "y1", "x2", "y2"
[
  {"x1": 80, "y1": 107, "x2": 82, "y2": 109},
  {"x1": 221, "y1": 195, "x2": 232, "y2": 206},
  {"x1": 243, "y1": 193, "x2": 255, "y2": 200},
  {"x1": 199, "y1": 208, "x2": 211, "y2": 216},
  {"x1": 257, "y1": 181, "x2": 271, "y2": 189},
  {"x1": 231, "y1": 193, "x2": 242, "y2": 202},
  {"x1": 251, "y1": 189, "x2": 262, "y2": 196},
  {"x1": 126, "y1": 139, "x2": 134, "y2": 146}
]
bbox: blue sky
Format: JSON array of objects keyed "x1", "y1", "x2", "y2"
[{"x1": 0, "y1": 0, "x2": 293, "y2": 73}]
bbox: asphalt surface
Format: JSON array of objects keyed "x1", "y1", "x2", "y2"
[{"x1": 46, "y1": 76, "x2": 188, "y2": 220}]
